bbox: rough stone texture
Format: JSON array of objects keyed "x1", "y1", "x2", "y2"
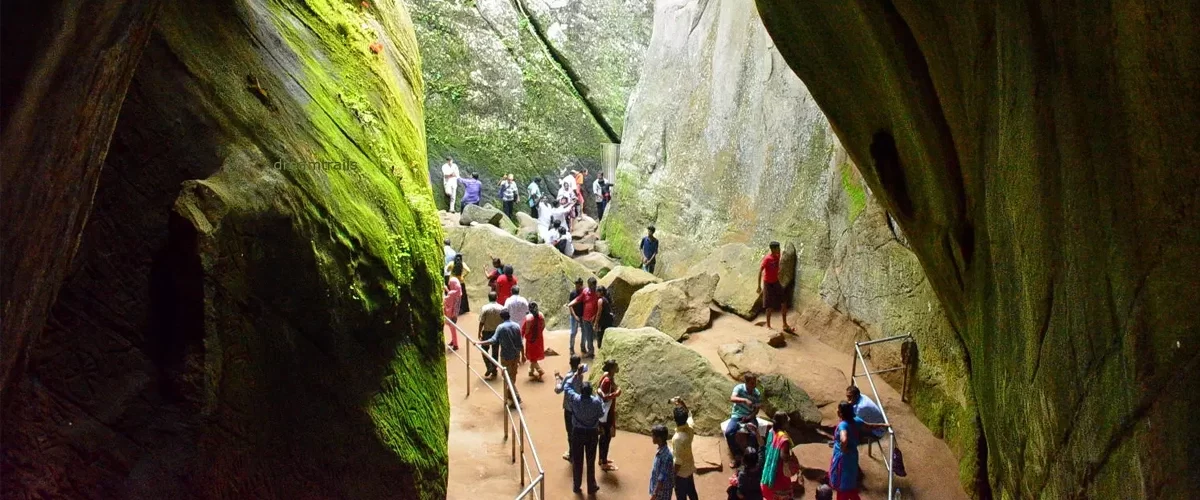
[
  {"x1": 571, "y1": 214, "x2": 599, "y2": 238},
  {"x1": 718, "y1": 340, "x2": 847, "y2": 407},
  {"x1": 0, "y1": 0, "x2": 163, "y2": 403},
  {"x1": 405, "y1": 0, "x2": 653, "y2": 210},
  {"x1": 460, "y1": 203, "x2": 504, "y2": 226},
  {"x1": 601, "y1": 0, "x2": 852, "y2": 291},
  {"x1": 756, "y1": 1, "x2": 1200, "y2": 497},
  {"x1": 445, "y1": 224, "x2": 594, "y2": 329},
  {"x1": 592, "y1": 327, "x2": 732, "y2": 436},
  {"x1": 1, "y1": 1, "x2": 449, "y2": 498},
  {"x1": 597, "y1": 265, "x2": 662, "y2": 323},
  {"x1": 601, "y1": 0, "x2": 975, "y2": 490},
  {"x1": 574, "y1": 252, "x2": 618, "y2": 277},
  {"x1": 594, "y1": 240, "x2": 610, "y2": 255},
  {"x1": 619, "y1": 272, "x2": 717, "y2": 340},
  {"x1": 438, "y1": 210, "x2": 462, "y2": 227},
  {"x1": 755, "y1": 374, "x2": 822, "y2": 432}
]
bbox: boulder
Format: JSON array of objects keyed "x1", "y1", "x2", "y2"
[
  {"x1": 460, "y1": 203, "x2": 504, "y2": 227},
  {"x1": 591, "y1": 328, "x2": 734, "y2": 436},
  {"x1": 767, "y1": 332, "x2": 787, "y2": 348},
  {"x1": 779, "y1": 242, "x2": 798, "y2": 289},
  {"x1": 718, "y1": 340, "x2": 847, "y2": 406},
  {"x1": 572, "y1": 215, "x2": 599, "y2": 239},
  {"x1": 445, "y1": 224, "x2": 595, "y2": 329},
  {"x1": 575, "y1": 253, "x2": 618, "y2": 277},
  {"x1": 689, "y1": 243, "x2": 765, "y2": 319},
  {"x1": 515, "y1": 213, "x2": 540, "y2": 243},
  {"x1": 598, "y1": 266, "x2": 662, "y2": 324},
  {"x1": 515, "y1": 211, "x2": 539, "y2": 230},
  {"x1": 620, "y1": 273, "x2": 718, "y2": 341},
  {"x1": 573, "y1": 242, "x2": 594, "y2": 254},
  {"x1": 594, "y1": 240, "x2": 611, "y2": 255},
  {"x1": 756, "y1": 374, "x2": 823, "y2": 432},
  {"x1": 575, "y1": 233, "x2": 599, "y2": 245}
]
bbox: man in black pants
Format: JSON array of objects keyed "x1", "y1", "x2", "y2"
[
  {"x1": 554, "y1": 355, "x2": 584, "y2": 459},
  {"x1": 556, "y1": 374, "x2": 604, "y2": 495}
]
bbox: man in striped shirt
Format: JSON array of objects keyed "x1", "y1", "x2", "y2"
[{"x1": 556, "y1": 373, "x2": 604, "y2": 494}]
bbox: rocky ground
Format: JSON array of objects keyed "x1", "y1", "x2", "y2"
[{"x1": 442, "y1": 212, "x2": 967, "y2": 499}]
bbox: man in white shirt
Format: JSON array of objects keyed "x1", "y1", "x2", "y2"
[
  {"x1": 527, "y1": 178, "x2": 543, "y2": 217},
  {"x1": 592, "y1": 174, "x2": 609, "y2": 220},
  {"x1": 441, "y1": 157, "x2": 460, "y2": 212},
  {"x1": 504, "y1": 286, "x2": 530, "y2": 329}
]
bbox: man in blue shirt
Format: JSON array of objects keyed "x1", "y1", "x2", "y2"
[
  {"x1": 639, "y1": 225, "x2": 659, "y2": 274},
  {"x1": 649, "y1": 424, "x2": 674, "y2": 500},
  {"x1": 554, "y1": 355, "x2": 585, "y2": 460},
  {"x1": 846, "y1": 385, "x2": 887, "y2": 455},
  {"x1": 555, "y1": 372, "x2": 604, "y2": 494},
  {"x1": 480, "y1": 310, "x2": 523, "y2": 408}
]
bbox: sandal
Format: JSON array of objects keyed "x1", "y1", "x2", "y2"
[{"x1": 600, "y1": 462, "x2": 618, "y2": 471}]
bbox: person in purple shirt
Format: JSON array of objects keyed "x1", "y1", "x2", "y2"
[{"x1": 459, "y1": 173, "x2": 483, "y2": 210}]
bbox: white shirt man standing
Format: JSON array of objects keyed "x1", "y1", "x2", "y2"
[{"x1": 441, "y1": 157, "x2": 461, "y2": 212}]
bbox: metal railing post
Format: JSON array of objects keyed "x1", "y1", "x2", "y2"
[
  {"x1": 466, "y1": 339, "x2": 471, "y2": 397},
  {"x1": 519, "y1": 423, "x2": 526, "y2": 487}
]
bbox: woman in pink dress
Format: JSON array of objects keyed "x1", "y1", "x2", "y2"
[
  {"x1": 521, "y1": 302, "x2": 546, "y2": 380},
  {"x1": 444, "y1": 277, "x2": 463, "y2": 350}
]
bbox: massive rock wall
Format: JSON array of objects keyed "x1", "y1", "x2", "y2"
[
  {"x1": 604, "y1": 0, "x2": 978, "y2": 487},
  {"x1": 756, "y1": 0, "x2": 1200, "y2": 497},
  {"x1": 1, "y1": 0, "x2": 449, "y2": 497},
  {"x1": 405, "y1": 0, "x2": 652, "y2": 208}
]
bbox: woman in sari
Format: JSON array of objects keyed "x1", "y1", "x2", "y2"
[
  {"x1": 443, "y1": 277, "x2": 463, "y2": 350},
  {"x1": 521, "y1": 302, "x2": 546, "y2": 380},
  {"x1": 829, "y1": 401, "x2": 890, "y2": 500},
  {"x1": 445, "y1": 254, "x2": 471, "y2": 314},
  {"x1": 598, "y1": 359, "x2": 623, "y2": 471},
  {"x1": 760, "y1": 412, "x2": 801, "y2": 499}
]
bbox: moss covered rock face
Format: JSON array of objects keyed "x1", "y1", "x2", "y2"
[
  {"x1": 405, "y1": 0, "x2": 653, "y2": 209},
  {"x1": 1, "y1": 0, "x2": 448, "y2": 497},
  {"x1": 756, "y1": 0, "x2": 1200, "y2": 497}
]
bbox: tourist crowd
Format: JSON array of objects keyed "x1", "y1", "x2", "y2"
[{"x1": 442, "y1": 223, "x2": 898, "y2": 499}]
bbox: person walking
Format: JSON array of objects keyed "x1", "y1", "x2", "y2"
[
  {"x1": 726, "y1": 372, "x2": 762, "y2": 467},
  {"x1": 480, "y1": 310, "x2": 523, "y2": 408},
  {"x1": 499, "y1": 174, "x2": 519, "y2": 220},
  {"x1": 640, "y1": 226, "x2": 660, "y2": 274},
  {"x1": 495, "y1": 265, "x2": 517, "y2": 305},
  {"x1": 649, "y1": 424, "x2": 675, "y2": 500},
  {"x1": 592, "y1": 173, "x2": 609, "y2": 220},
  {"x1": 670, "y1": 398, "x2": 698, "y2": 500},
  {"x1": 504, "y1": 285, "x2": 529, "y2": 330},
  {"x1": 478, "y1": 291, "x2": 505, "y2": 378},
  {"x1": 757, "y1": 241, "x2": 793, "y2": 333},
  {"x1": 566, "y1": 278, "x2": 586, "y2": 356},
  {"x1": 443, "y1": 277, "x2": 463, "y2": 351},
  {"x1": 829, "y1": 402, "x2": 891, "y2": 500},
  {"x1": 595, "y1": 286, "x2": 614, "y2": 350},
  {"x1": 441, "y1": 157, "x2": 460, "y2": 212},
  {"x1": 555, "y1": 355, "x2": 586, "y2": 460},
  {"x1": 527, "y1": 178, "x2": 543, "y2": 217},
  {"x1": 556, "y1": 376, "x2": 604, "y2": 495},
  {"x1": 565, "y1": 277, "x2": 600, "y2": 357},
  {"x1": 521, "y1": 302, "x2": 546, "y2": 380},
  {"x1": 459, "y1": 173, "x2": 483, "y2": 211},
  {"x1": 597, "y1": 359, "x2": 622, "y2": 472},
  {"x1": 760, "y1": 412, "x2": 801, "y2": 500},
  {"x1": 445, "y1": 254, "x2": 471, "y2": 314}
]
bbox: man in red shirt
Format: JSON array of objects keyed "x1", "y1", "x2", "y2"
[
  {"x1": 757, "y1": 241, "x2": 792, "y2": 332},
  {"x1": 566, "y1": 277, "x2": 600, "y2": 357},
  {"x1": 496, "y1": 265, "x2": 517, "y2": 305}
]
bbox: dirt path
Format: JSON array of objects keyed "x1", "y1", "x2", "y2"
[{"x1": 445, "y1": 310, "x2": 968, "y2": 499}]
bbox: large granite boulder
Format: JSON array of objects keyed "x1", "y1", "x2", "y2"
[
  {"x1": 575, "y1": 253, "x2": 618, "y2": 277},
  {"x1": 689, "y1": 243, "x2": 764, "y2": 319},
  {"x1": 460, "y1": 203, "x2": 511, "y2": 231},
  {"x1": 515, "y1": 211, "x2": 540, "y2": 242},
  {"x1": 597, "y1": 266, "x2": 661, "y2": 323},
  {"x1": 446, "y1": 224, "x2": 594, "y2": 329},
  {"x1": 409, "y1": 0, "x2": 653, "y2": 211},
  {"x1": 718, "y1": 340, "x2": 847, "y2": 406},
  {"x1": 755, "y1": 374, "x2": 823, "y2": 432},
  {"x1": 757, "y1": 0, "x2": 1200, "y2": 496},
  {"x1": 620, "y1": 273, "x2": 718, "y2": 340},
  {"x1": 571, "y1": 215, "x2": 599, "y2": 239},
  {"x1": 439, "y1": 210, "x2": 462, "y2": 227},
  {"x1": 1, "y1": 0, "x2": 449, "y2": 497},
  {"x1": 591, "y1": 328, "x2": 732, "y2": 435}
]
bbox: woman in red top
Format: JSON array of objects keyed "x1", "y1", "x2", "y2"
[
  {"x1": 443, "y1": 277, "x2": 463, "y2": 350},
  {"x1": 598, "y1": 359, "x2": 622, "y2": 471},
  {"x1": 521, "y1": 302, "x2": 546, "y2": 380}
]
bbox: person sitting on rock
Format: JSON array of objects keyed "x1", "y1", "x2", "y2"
[
  {"x1": 558, "y1": 226, "x2": 574, "y2": 257},
  {"x1": 758, "y1": 241, "x2": 793, "y2": 333},
  {"x1": 845, "y1": 385, "x2": 887, "y2": 457},
  {"x1": 726, "y1": 372, "x2": 762, "y2": 468}
]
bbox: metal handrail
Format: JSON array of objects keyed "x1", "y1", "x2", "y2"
[
  {"x1": 849, "y1": 333, "x2": 914, "y2": 500},
  {"x1": 445, "y1": 316, "x2": 546, "y2": 499}
]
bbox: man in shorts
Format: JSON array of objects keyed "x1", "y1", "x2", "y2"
[{"x1": 757, "y1": 241, "x2": 792, "y2": 332}]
